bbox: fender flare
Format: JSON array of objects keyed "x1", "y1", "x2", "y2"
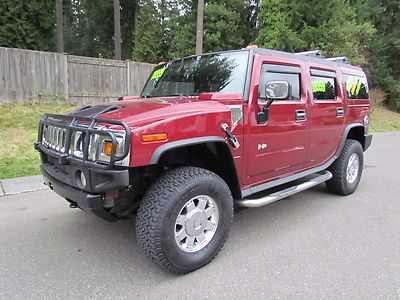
[
  {"x1": 149, "y1": 136, "x2": 242, "y2": 199},
  {"x1": 335, "y1": 122, "x2": 364, "y2": 157},
  {"x1": 149, "y1": 136, "x2": 227, "y2": 165}
]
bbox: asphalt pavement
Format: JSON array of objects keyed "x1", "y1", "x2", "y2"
[{"x1": 0, "y1": 132, "x2": 399, "y2": 299}]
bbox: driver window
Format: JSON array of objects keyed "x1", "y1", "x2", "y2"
[{"x1": 260, "y1": 68, "x2": 301, "y2": 101}]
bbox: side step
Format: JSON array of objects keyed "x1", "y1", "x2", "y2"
[{"x1": 235, "y1": 171, "x2": 332, "y2": 208}]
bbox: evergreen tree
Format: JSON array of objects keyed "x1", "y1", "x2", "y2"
[
  {"x1": 256, "y1": 0, "x2": 374, "y2": 65},
  {"x1": 0, "y1": 0, "x2": 55, "y2": 51},
  {"x1": 368, "y1": 0, "x2": 400, "y2": 110},
  {"x1": 256, "y1": 0, "x2": 304, "y2": 51}
]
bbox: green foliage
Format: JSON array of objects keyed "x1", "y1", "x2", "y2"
[
  {"x1": 64, "y1": 0, "x2": 114, "y2": 58},
  {"x1": 63, "y1": 0, "x2": 138, "y2": 59},
  {"x1": 132, "y1": 0, "x2": 166, "y2": 63},
  {"x1": 0, "y1": 0, "x2": 55, "y2": 51},
  {"x1": 0, "y1": 0, "x2": 399, "y2": 110},
  {"x1": 257, "y1": 0, "x2": 374, "y2": 65},
  {"x1": 169, "y1": 1, "x2": 248, "y2": 58},
  {"x1": 367, "y1": 0, "x2": 400, "y2": 110},
  {"x1": 256, "y1": 0, "x2": 304, "y2": 51}
]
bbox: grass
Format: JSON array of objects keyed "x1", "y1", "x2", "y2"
[
  {"x1": 0, "y1": 103, "x2": 78, "y2": 179},
  {"x1": 370, "y1": 104, "x2": 400, "y2": 132},
  {"x1": 0, "y1": 101, "x2": 399, "y2": 179}
]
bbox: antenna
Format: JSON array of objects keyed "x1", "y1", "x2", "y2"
[{"x1": 295, "y1": 50, "x2": 323, "y2": 58}]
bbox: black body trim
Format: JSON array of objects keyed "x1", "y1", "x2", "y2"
[
  {"x1": 41, "y1": 163, "x2": 129, "y2": 193},
  {"x1": 149, "y1": 136, "x2": 227, "y2": 164},
  {"x1": 364, "y1": 133, "x2": 373, "y2": 151},
  {"x1": 335, "y1": 123, "x2": 363, "y2": 156},
  {"x1": 41, "y1": 166, "x2": 117, "y2": 222}
]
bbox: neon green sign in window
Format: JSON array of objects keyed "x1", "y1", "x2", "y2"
[
  {"x1": 312, "y1": 80, "x2": 326, "y2": 93},
  {"x1": 150, "y1": 68, "x2": 166, "y2": 80}
]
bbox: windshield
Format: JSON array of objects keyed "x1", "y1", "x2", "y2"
[{"x1": 141, "y1": 51, "x2": 249, "y2": 98}]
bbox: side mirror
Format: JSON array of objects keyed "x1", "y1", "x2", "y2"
[
  {"x1": 265, "y1": 81, "x2": 290, "y2": 100},
  {"x1": 257, "y1": 81, "x2": 290, "y2": 124}
]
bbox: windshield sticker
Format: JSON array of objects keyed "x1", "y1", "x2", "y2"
[
  {"x1": 151, "y1": 68, "x2": 166, "y2": 80},
  {"x1": 312, "y1": 80, "x2": 326, "y2": 93}
]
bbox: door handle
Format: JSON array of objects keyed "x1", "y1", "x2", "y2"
[
  {"x1": 295, "y1": 109, "x2": 307, "y2": 121},
  {"x1": 336, "y1": 107, "x2": 344, "y2": 118}
]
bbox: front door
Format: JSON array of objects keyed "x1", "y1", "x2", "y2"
[{"x1": 243, "y1": 63, "x2": 309, "y2": 186}]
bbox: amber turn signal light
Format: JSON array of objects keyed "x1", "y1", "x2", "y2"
[
  {"x1": 142, "y1": 133, "x2": 168, "y2": 142},
  {"x1": 103, "y1": 141, "x2": 113, "y2": 156}
]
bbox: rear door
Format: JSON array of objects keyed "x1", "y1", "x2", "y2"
[{"x1": 305, "y1": 68, "x2": 345, "y2": 167}]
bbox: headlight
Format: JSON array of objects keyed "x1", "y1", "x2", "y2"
[
  {"x1": 97, "y1": 133, "x2": 126, "y2": 163},
  {"x1": 69, "y1": 130, "x2": 129, "y2": 166}
]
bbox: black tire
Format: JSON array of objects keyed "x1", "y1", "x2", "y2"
[
  {"x1": 326, "y1": 139, "x2": 364, "y2": 195},
  {"x1": 136, "y1": 167, "x2": 234, "y2": 274}
]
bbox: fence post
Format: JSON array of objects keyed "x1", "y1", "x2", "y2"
[
  {"x1": 126, "y1": 60, "x2": 130, "y2": 95},
  {"x1": 63, "y1": 53, "x2": 69, "y2": 102}
]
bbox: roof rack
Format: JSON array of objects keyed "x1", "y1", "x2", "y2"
[
  {"x1": 326, "y1": 56, "x2": 349, "y2": 64},
  {"x1": 294, "y1": 50, "x2": 324, "y2": 58}
]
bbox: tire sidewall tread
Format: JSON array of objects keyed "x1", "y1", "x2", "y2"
[
  {"x1": 136, "y1": 167, "x2": 233, "y2": 274},
  {"x1": 326, "y1": 139, "x2": 364, "y2": 195}
]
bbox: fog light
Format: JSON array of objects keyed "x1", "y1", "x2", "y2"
[{"x1": 77, "y1": 171, "x2": 87, "y2": 188}]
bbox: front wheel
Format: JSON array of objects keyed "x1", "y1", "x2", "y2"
[
  {"x1": 136, "y1": 167, "x2": 233, "y2": 274},
  {"x1": 326, "y1": 139, "x2": 364, "y2": 195}
]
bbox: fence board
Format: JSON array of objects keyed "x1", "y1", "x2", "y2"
[{"x1": 0, "y1": 47, "x2": 154, "y2": 104}]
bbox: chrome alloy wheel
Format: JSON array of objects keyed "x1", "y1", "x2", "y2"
[
  {"x1": 346, "y1": 153, "x2": 360, "y2": 184},
  {"x1": 174, "y1": 195, "x2": 219, "y2": 253}
]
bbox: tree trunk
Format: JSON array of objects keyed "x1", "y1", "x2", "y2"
[
  {"x1": 114, "y1": 0, "x2": 122, "y2": 60},
  {"x1": 56, "y1": 0, "x2": 64, "y2": 53},
  {"x1": 195, "y1": 0, "x2": 204, "y2": 55}
]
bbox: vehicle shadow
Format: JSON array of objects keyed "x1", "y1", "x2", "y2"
[{"x1": 53, "y1": 182, "x2": 340, "y2": 283}]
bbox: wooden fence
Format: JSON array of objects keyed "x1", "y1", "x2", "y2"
[{"x1": 0, "y1": 47, "x2": 154, "y2": 104}]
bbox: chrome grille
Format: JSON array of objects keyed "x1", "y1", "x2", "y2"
[{"x1": 42, "y1": 125, "x2": 67, "y2": 152}]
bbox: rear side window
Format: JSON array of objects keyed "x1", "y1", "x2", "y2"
[
  {"x1": 311, "y1": 76, "x2": 337, "y2": 100},
  {"x1": 343, "y1": 74, "x2": 369, "y2": 99},
  {"x1": 260, "y1": 66, "x2": 301, "y2": 100}
]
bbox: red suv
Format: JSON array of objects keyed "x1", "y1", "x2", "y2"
[{"x1": 35, "y1": 47, "x2": 372, "y2": 273}]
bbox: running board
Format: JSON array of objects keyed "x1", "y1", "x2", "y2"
[{"x1": 235, "y1": 171, "x2": 332, "y2": 208}]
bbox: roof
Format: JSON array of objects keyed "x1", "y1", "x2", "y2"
[{"x1": 251, "y1": 48, "x2": 363, "y2": 73}]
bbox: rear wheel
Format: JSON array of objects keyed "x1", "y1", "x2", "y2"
[
  {"x1": 136, "y1": 167, "x2": 233, "y2": 274},
  {"x1": 326, "y1": 139, "x2": 364, "y2": 195}
]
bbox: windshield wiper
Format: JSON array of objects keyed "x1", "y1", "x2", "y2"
[{"x1": 162, "y1": 93, "x2": 188, "y2": 97}]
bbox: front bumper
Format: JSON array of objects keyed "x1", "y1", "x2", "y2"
[
  {"x1": 41, "y1": 164, "x2": 128, "y2": 222},
  {"x1": 364, "y1": 133, "x2": 373, "y2": 151}
]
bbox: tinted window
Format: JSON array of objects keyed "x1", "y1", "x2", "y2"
[
  {"x1": 260, "y1": 71, "x2": 301, "y2": 100},
  {"x1": 311, "y1": 76, "x2": 336, "y2": 100},
  {"x1": 141, "y1": 51, "x2": 249, "y2": 97},
  {"x1": 344, "y1": 74, "x2": 369, "y2": 99}
]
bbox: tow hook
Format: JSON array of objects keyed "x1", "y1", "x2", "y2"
[{"x1": 221, "y1": 123, "x2": 240, "y2": 149}]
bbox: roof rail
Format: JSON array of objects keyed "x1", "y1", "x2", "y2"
[
  {"x1": 326, "y1": 56, "x2": 349, "y2": 64},
  {"x1": 294, "y1": 50, "x2": 323, "y2": 58}
]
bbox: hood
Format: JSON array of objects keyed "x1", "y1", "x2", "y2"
[{"x1": 70, "y1": 96, "x2": 231, "y2": 129}]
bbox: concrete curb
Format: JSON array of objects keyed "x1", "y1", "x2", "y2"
[{"x1": 0, "y1": 175, "x2": 48, "y2": 197}]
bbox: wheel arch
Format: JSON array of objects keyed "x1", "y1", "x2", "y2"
[
  {"x1": 336, "y1": 123, "x2": 367, "y2": 156},
  {"x1": 150, "y1": 137, "x2": 242, "y2": 200}
]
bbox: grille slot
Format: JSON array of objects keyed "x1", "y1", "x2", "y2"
[{"x1": 43, "y1": 125, "x2": 67, "y2": 152}]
